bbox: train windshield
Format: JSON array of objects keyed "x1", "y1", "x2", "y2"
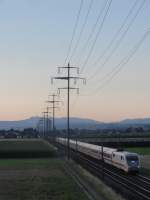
[{"x1": 126, "y1": 155, "x2": 139, "y2": 166}]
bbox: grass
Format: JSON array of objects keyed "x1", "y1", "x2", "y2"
[
  {"x1": 0, "y1": 158, "x2": 87, "y2": 200},
  {"x1": 68, "y1": 160, "x2": 125, "y2": 200},
  {"x1": 0, "y1": 138, "x2": 54, "y2": 151},
  {"x1": 141, "y1": 167, "x2": 150, "y2": 176},
  {"x1": 126, "y1": 147, "x2": 150, "y2": 155},
  {"x1": 0, "y1": 139, "x2": 56, "y2": 158},
  {"x1": 0, "y1": 139, "x2": 87, "y2": 199}
]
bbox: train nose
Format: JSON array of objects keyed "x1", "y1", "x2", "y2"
[{"x1": 129, "y1": 161, "x2": 139, "y2": 170}]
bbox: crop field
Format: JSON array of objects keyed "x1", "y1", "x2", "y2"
[
  {"x1": 0, "y1": 158, "x2": 87, "y2": 200},
  {"x1": 0, "y1": 139, "x2": 56, "y2": 158},
  {"x1": 0, "y1": 139, "x2": 87, "y2": 199},
  {"x1": 126, "y1": 147, "x2": 150, "y2": 155}
]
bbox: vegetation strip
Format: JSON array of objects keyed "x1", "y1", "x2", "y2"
[
  {"x1": 63, "y1": 160, "x2": 102, "y2": 200},
  {"x1": 67, "y1": 159, "x2": 125, "y2": 200},
  {"x1": 0, "y1": 139, "x2": 56, "y2": 158},
  {"x1": 126, "y1": 147, "x2": 150, "y2": 155}
]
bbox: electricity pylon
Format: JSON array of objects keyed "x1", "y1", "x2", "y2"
[
  {"x1": 51, "y1": 62, "x2": 86, "y2": 159},
  {"x1": 46, "y1": 94, "x2": 61, "y2": 133}
]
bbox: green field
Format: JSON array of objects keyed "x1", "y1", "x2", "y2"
[
  {"x1": 0, "y1": 158, "x2": 87, "y2": 200},
  {"x1": 0, "y1": 139, "x2": 87, "y2": 199},
  {"x1": 0, "y1": 139, "x2": 56, "y2": 158},
  {"x1": 126, "y1": 147, "x2": 150, "y2": 155},
  {"x1": 0, "y1": 139, "x2": 54, "y2": 151}
]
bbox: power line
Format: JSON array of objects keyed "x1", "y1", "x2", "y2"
[
  {"x1": 69, "y1": 0, "x2": 94, "y2": 63},
  {"x1": 84, "y1": 29, "x2": 150, "y2": 96},
  {"x1": 63, "y1": 0, "x2": 84, "y2": 66},
  {"x1": 80, "y1": 0, "x2": 113, "y2": 73},
  {"x1": 88, "y1": 0, "x2": 146, "y2": 80},
  {"x1": 88, "y1": 0, "x2": 138, "y2": 78},
  {"x1": 74, "y1": 0, "x2": 108, "y2": 66},
  {"x1": 71, "y1": 0, "x2": 112, "y2": 107}
]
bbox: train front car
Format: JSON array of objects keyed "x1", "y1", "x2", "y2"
[{"x1": 125, "y1": 152, "x2": 140, "y2": 174}]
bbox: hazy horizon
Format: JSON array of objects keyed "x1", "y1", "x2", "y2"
[{"x1": 1, "y1": 114, "x2": 150, "y2": 124}]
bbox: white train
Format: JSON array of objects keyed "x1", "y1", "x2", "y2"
[{"x1": 56, "y1": 137, "x2": 140, "y2": 173}]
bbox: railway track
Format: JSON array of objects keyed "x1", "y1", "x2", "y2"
[
  {"x1": 73, "y1": 152, "x2": 150, "y2": 200},
  {"x1": 54, "y1": 142, "x2": 150, "y2": 200}
]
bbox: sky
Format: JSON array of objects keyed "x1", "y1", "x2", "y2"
[{"x1": 0, "y1": 0, "x2": 149, "y2": 122}]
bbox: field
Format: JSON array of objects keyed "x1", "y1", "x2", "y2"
[
  {"x1": 0, "y1": 158, "x2": 87, "y2": 200},
  {"x1": 0, "y1": 139, "x2": 87, "y2": 200},
  {"x1": 126, "y1": 147, "x2": 150, "y2": 155},
  {"x1": 0, "y1": 139, "x2": 56, "y2": 158}
]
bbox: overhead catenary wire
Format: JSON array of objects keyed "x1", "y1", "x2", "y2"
[
  {"x1": 80, "y1": 0, "x2": 113, "y2": 73},
  {"x1": 88, "y1": 0, "x2": 146, "y2": 80},
  {"x1": 63, "y1": 0, "x2": 84, "y2": 67}
]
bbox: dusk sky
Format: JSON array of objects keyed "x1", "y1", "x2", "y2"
[{"x1": 0, "y1": 0, "x2": 150, "y2": 122}]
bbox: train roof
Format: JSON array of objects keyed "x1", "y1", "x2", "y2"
[
  {"x1": 70, "y1": 139, "x2": 117, "y2": 152},
  {"x1": 57, "y1": 138, "x2": 139, "y2": 157}
]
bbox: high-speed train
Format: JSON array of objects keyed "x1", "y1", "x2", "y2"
[{"x1": 56, "y1": 137, "x2": 140, "y2": 173}]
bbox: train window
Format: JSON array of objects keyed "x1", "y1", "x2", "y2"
[
  {"x1": 113, "y1": 154, "x2": 115, "y2": 157},
  {"x1": 126, "y1": 156, "x2": 138, "y2": 161},
  {"x1": 103, "y1": 153, "x2": 111, "y2": 158},
  {"x1": 126, "y1": 155, "x2": 139, "y2": 166},
  {"x1": 121, "y1": 156, "x2": 124, "y2": 160}
]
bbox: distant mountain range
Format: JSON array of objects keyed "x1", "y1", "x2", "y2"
[
  {"x1": 120, "y1": 118, "x2": 150, "y2": 125},
  {"x1": 0, "y1": 116, "x2": 150, "y2": 130},
  {"x1": 89, "y1": 118, "x2": 150, "y2": 130},
  {"x1": 0, "y1": 117, "x2": 40, "y2": 130},
  {"x1": 0, "y1": 117, "x2": 99, "y2": 130}
]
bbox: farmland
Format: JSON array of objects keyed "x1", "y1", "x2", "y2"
[
  {"x1": 126, "y1": 147, "x2": 150, "y2": 155},
  {"x1": 0, "y1": 138, "x2": 56, "y2": 158},
  {"x1": 0, "y1": 139, "x2": 87, "y2": 200}
]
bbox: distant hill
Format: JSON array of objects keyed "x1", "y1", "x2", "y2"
[
  {"x1": 0, "y1": 116, "x2": 150, "y2": 130},
  {"x1": 54, "y1": 117, "x2": 100, "y2": 129},
  {"x1": 0, "y1": 117, "x2": 100, "y2": 130},
  {"x1": 120, "y1": 118, "x2": 150, "y2": 125},
  {"x1": 89, "y1": 117, "x2": 150, "y2": 130},
  {"x1": 0, "y1": 117, "x2": 40, "y2": 130}
]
